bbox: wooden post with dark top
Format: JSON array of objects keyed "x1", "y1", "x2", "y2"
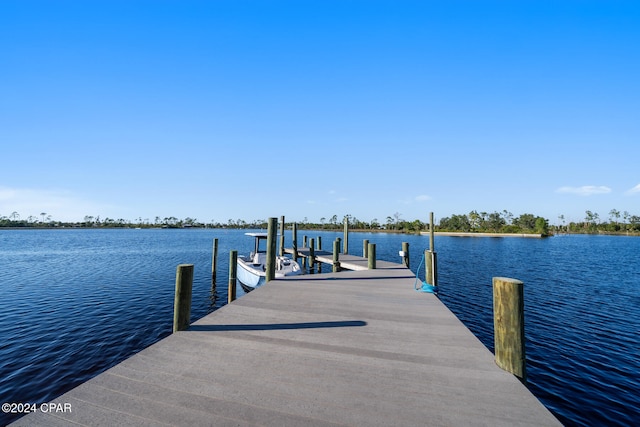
[
  {"x1": 343, "y1": 217, "x2": 349, "y2": 254},
  {"x1": 173, "y1": 264, "x2": 194, "y2": 333},
  {"x1": 332, "y1": 239, "x2": 341, "y2": 272},
  {"x1": 363, "y1": 239, "x2": 369, "y2": 258},
  {"x1": 228, "y1": 250, "x2": 237, "y2": 303},
  {"x1": 401, "y1": 241, "x2": 410, "y2": 268},
  {"x1": 266, "y1": 217, "x2": 277, "y2": 282},
  {"x1": 279, "y1": 215, "x2": 285, "y2": 256},
  {"x1": 368, "y1": 243, "x2": 376, "y2": 269},
  {"x1": 493, "y1": 277, "x2": 526, "y2": 383}
]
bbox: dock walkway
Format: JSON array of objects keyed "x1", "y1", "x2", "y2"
[
  {"x1": 284, "y1": 247, "x2": 399, "y2": 271},
  {"x1": 14, "y1": 258, "x2": 560, "y2": 426}
]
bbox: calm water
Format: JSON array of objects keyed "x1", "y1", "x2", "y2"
[{"x1": 0, "y1": 229, "x2": 638, "y2": 426}]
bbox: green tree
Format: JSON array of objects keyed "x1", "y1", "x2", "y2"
[
  {"x1": 502, "y1": 210, "x2": 514, "y2": 225},
  {"x1": 513, "y1": 213, "x2": 537, "y2": 231},
  {"x1": 609, "y1": 209, "x2": 620, "y2": 224},
  {"x1": 385, "y1": 216, "x2": 393, "y2": 229},
  {"x1": 535, "y1": 217, "x2": 549, "y2": 235},
  {"x1": 487, "y1": 211, "x2": 505, "y2": 232},
  {"x1": 623, "y1": 211, "x2": 631, "y2": 231},
  {"x1": 468, "y1": 210, "x2": 481, "y2": 229},
  {"x1": 439, "y1": 214, "x2": 470, "y2": 231},
  {"x1": 411, "y1": 219, "x2": 424, "y2": 232},
  {"x1": 393, "y1": 212, "x2": 402, "y2": 227},
  {"x1": 608, "y1": 209, "x2": 621, "y2": 231}
]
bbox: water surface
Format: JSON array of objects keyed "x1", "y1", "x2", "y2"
[{"x1": 1, "y1": 229, "x2": 638, "y2": 426}]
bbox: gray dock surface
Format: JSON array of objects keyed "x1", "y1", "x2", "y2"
[
  {"x1": 284, "y1": 247, "x2": 398, "y2": 271},
  {"x1": 13, "y1": 262, "x2": 560, "y2": 426}
]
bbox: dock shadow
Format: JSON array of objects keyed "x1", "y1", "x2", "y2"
[{"x1": 188, "y1": 320, "x2": 367, "y2": 332}]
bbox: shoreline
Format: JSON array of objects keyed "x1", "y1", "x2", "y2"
[
  {"x1": 1, "y1": 227, "x2": 638, "y2": 237},
  {"x1": 424, "y1": 231, "x2": 544, "y2": 238}
]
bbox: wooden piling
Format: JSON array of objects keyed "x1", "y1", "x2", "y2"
[
  {"x1": 493, "y1": 277, "x2": 526, "y2": 383},
  {"x1": 429, "y1": 212, "x2": 435, "y2": 252},
  {"x1": 173, "y1": 264, "x2": 194, "y2": 333},
  {"x1": 228, "y1": 251, "x2": 237, "y2": 303},
  {"x1": 368, "y1": 243, "x2": 376, "y2": 269},
  {"x1": 401, "y1": 242, "x2": 410, "y2": 268},
  {"x1": 301, "y1": 235, "x2": 308, "y2": 271},
  {"x1": 292, "y1": 223, "x2": 298, "y2": 262},
  {"x1": 363, "y1": 239, "x2": 369, "y2": 258},
  {"x1": 343, "y1": 217, "x2": 349, "y2": 254},
  {"x1": 266, "y1": 217, "x2": 277, "y2": 282},
  {"x1": 332, "y1": 239, "x2": 341, "y2": 272},
  {"x1": 211, "y1": 238, "x2": 218, "y2": 286},
  {"x1": 279, "y1": 215, "x2": 285, "y2": 256},
  {"x1": 316, "y1": 237, "x2": 322, "y2": 273},
  {"x1": 425, "y1": 250, "x2": 438, "y2": 286},
  {"x1": 426, "y1": 212, "x2": 438, "y2": 286},
  {"x1": 309, "y1": 238, "x2": 315, "y2": 274}
]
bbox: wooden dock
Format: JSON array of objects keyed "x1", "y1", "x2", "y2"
[
  {"x1": 13, "y1": 256, "x2": 560, "y2": 426},
  {"x1": 284, "y1": 247, "x2": 399, "y2": 271}
]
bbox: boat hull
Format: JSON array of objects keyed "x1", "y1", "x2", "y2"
[
  {"x1": 236, "y1": 255, "x2": 301, "y2": 292},
  {"x1": 236, "y1": 258, "x2": 265, "y2": 290}
]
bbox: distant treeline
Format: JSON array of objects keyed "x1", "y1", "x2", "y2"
[
  {"x1": 438, "y1": 209, "x2": 640, "y2": 235},
  {"x1": 438, "y1": 211, "x2": 550, "y2": 235},
  {"x1": 1, "y1": 209, "x2": 639, "y2": 235},
  {"x1": 558, "y1": 209, "x2": 640, "y2": 234}
]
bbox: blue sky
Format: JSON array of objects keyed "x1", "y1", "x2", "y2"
[{"x1": 1, "y1": 1, "x2": 639, "y2": 225}]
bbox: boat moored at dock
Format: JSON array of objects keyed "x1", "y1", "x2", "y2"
[{"x1": 237, "y1": 232, "x2": 302, "y2": 291}]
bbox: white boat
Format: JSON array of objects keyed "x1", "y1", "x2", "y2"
[{"x1": 237, "y1": 232, "x2": 302, "y2": 291}]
